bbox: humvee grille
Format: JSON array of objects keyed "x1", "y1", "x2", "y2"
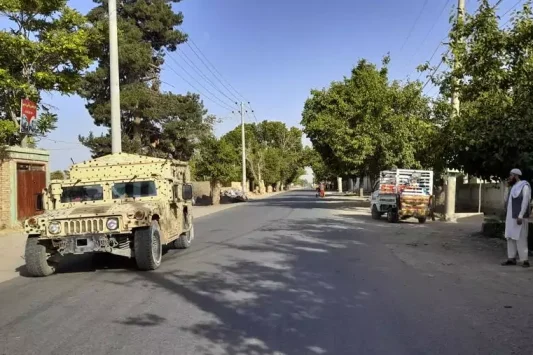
[{"x1": 63, "y1": 218, "x2": 106, "y2": 235}]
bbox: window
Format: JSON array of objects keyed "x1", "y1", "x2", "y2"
[
  {"x1": 112, "y1": 181, "x2": 157, "y2": 199},
  {"x1": 61, "y1": 185, "x2": 104, "y2": 203}
]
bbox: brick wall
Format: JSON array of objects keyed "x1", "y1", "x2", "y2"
[
  {"x1": 0, "y1": 160, "x2": 12, "y2": 229},
  {"x1": 0, "y1": 147, "x2": 50, "y2": 228}
]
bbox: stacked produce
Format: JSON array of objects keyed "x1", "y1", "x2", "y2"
[{"x1": 400, "y1": 194, "x2": 430, "y2": 216}]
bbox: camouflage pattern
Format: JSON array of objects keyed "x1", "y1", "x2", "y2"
[{"x1": 24, "y1": 153, "x2": 193, "y2": 256}]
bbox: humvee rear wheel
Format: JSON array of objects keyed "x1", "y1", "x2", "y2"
[
  {"x1": 134, "y1": 220, "x2": 162, "y2": 271},
  {"x1": 25, "y1": 237, "x2": 56, "y2": 277},
  {"x1": 174, "y1": 224, "x2": 194, "y2": 249}
]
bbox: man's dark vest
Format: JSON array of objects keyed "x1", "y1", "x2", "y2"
[{"x1": 508, "y1": 182, "x2": 531, "y2": 219}]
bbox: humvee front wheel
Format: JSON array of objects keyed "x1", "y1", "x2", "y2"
[
  {"x1": 134, "y1": 220, "x2": 162, "y2": 271},
  {"x1": 25, "y1": 237, "x2": 56, "y2": 277}
]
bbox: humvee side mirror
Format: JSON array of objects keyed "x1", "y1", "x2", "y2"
[
  {"x1": 182, "y1": 184, "x2": 193, "y2": 201},
  {"x1": 36, "y1": 193, "x2": 44, "y2": 211}
]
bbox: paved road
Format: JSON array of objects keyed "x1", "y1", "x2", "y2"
[{"x1": 0, "y1": 191, "x2": 528, "y2": 354}]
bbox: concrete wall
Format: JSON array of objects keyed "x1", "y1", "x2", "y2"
[
  {"x1": 456, "y1": 182, "x2": 506, "y2": 215},
  {"x1": 191, "y1": 181, "x2": 211, "y2": 206}
]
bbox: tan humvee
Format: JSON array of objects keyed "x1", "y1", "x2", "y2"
[{"x1": 23, "y1": 153, "x2": 194, "y2": 277}]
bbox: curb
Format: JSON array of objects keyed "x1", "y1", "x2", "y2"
[{"x1": 194, "y1": 190, "x2": 288, "y2": 219}]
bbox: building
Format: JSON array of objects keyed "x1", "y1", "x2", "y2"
[{"x1": 0, "y1": 147, "x2": 50, "y2": 229}]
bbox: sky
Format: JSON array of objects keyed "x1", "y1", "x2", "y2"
[{"x1": 4, "y1": 0, "x2": 523, "y2": 171}]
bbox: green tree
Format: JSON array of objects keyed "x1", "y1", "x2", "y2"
[
  {"x1": 302, "y1": 146, "x2": 334, "y2": 184},
  {"x1": 79, "y1": 0, "x2": 211, "y2": 159},
  {"x1": 50, "y1": 170, "x2": 65, "y2": 180},
  {"x1": 301, "y1": 56, "x2": 434, "y2": 181},
  {"x1": 427, "y1": 0, "x2": 533, "y2": 180},
  {"x1": 222, "y1": 121, "x2": 306, "y2": 192},
  {"x1": 0, "y1": 0, "x2": 93, "y2": 151},
  {"x1": 193, "y1": 135, "x2": 239, "y2": 205}
]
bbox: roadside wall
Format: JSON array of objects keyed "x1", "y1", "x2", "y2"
[
  {"x1": 0, "y1": 160, "x2": 12, "y2": 229},
  {"x1": 456, "y1": 182, "x2": 506, "y2": 215},
  {"x1": 191, "y1": 181, "x2": 211, "y2": 205}
]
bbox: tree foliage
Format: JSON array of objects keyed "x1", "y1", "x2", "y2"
[
  {"x1": 79, "y1": 0, "x2": 212, "y2": 160},
  {"x1": 221, "y1": 121, "x2": 305, "y2": 190},
  {"x1": 301, "y1": 57, "x2": 435, "y2": 180},
  {"x1": 0, "y1": 0, "x2": 93, "y2": 149},
  {"x1": 192, "y1": 134, "x2": 239, "y2": 204},
  {"x1": 428, "y1": 0, "x2": 533, "y2": 180}
]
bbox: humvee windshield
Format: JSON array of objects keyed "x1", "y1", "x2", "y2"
[
  {"x1": 112, "y1": 181, "x2": 157, "y2": 199},
  {"x1": 61, "y1": 185, "x2": 104, "y2": 203}
]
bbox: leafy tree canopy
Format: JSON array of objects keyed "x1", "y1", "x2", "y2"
[
  {"x1": 0, "y1": 0, "x2": 93, "y2": 149},
  {"x1": 301, "y1": 56, "x2": 435, "y2": 180},
  {"x1": 79, "y1": 0, "x2": 212, "y2": 160},
  {"x1": 221, "y1": 121, "x2": 305, "y2": 188},
  {"x1": 429, "y1": 0, "x2": 533, "y2": 180}
]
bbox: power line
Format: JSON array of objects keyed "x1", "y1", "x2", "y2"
[
  {"x1": 184, "y1": 34, "x2": 249, "y2": 102},
  {"x1": 40, "y1": 137, "x2": 84, "y2": 145},
  {"x1": 165, "y1": 53, "x2": 237, "y2": 111},
  {"x1": 417, "y1": 41, "x2": 447, "y2": 80},
  {"x1": 421, "y1": 50, "x2": 449, "y2": 91},
  {"x1": 400, "y1": 0, "x2": 430, "y2": 52},
  {"x1": 418, "y1": 0, "x2": 510, "y2": 89},
  {"x1": 501, "y1": 0, "x2": 526, "y2": 26},
  {"x1": 184, "y1": 40, "x2": 243, "y2": 103},
  {"x1": 245, "y1": 102, "x2": 260, "y2": 123},
  {"x1": 176, "y1": 47, "x2": 239, "y2": 104},
  {"x1": 412, "y1": 0, "x2": 454, "y2": 59},
  {"x1": 165, "y1": 62, "x2": 235, "y2": 112}
]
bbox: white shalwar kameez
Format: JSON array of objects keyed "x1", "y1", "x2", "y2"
[{"x1": 505, "y1": 181, "x2": 530, "y2": 261}]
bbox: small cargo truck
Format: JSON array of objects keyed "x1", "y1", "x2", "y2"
[{"x1": 370, "y1": 169, "x2": 434, "y2": 224}]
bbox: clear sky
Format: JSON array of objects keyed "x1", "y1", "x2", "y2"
[{"x1": 5, "y1": 0, "x2": 521, "y2": 171}]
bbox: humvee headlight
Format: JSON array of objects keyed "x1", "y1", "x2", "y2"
[
  {"x1": 134, "y1": 210, "x2": 145, "y2": 220},
  {"x1": 48, "y1": 222, "x2": 61, "y2": 234},
  {"x1": 106, "y1": 218, "x2": 119, "y2": 230}
]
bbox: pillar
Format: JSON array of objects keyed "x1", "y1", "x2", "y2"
[
  {"x1": 348, "y1": 178, "x2": 354, "y2": 192},
  {"x1": 337, "y1": 177, "x2": 342, "y2": 193},
  {"x1": 445, "y1": 170, "x2": 460, "y2": 222}
]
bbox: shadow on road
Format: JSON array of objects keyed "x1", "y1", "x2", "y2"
[
  {"x1": 116, "y1": 313, "x2": 167, "y2": 327},
  {"x1": 107, "y1": 215, "x2": 372, "y2": 354}
]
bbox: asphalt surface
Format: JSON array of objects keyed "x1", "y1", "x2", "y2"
[{"x1": 0, "y1": 190, "x2": 528, "y2": 354}]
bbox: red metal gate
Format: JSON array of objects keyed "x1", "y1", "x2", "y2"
[{"x1": 17, "y1": 164, "x2": 46, "y2": 220}]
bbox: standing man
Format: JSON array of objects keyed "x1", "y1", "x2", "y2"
[{"x1": 502, "y1": 168, "x2": 531, "y2": 267}]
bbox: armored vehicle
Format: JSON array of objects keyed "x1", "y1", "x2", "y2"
[{"x1": 23, "y1": 153, "x2": 194, "y2": 277}]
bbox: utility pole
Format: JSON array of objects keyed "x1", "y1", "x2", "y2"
[
  {"x1": 445, "y1": 0, "x2": 465, "y2": 222},
  {"x1": 108, "y1": 0, "x2": 122, "y2": 154},
  {"x1": 451, "y1": 0, "x2": 465, "y2": 119},
  {"x1": 240, "y1": 102, "x2": 246, "y2": 194}
]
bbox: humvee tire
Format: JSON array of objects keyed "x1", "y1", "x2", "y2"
[
  {"x1": 173, "y1": 224, "x2": 194, "y2": 249},
  {"x1": 418, "y1": 217, "x2": 427, "y2": 224},
  {"x1": 25, "y1": 237, "x2": 56, "y2": 277},
  {"x1": 134, "y1": 220, "x2": 162, "y2": 271}
]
